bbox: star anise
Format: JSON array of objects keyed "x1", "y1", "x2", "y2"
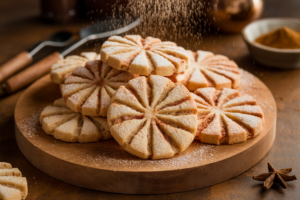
[{"x1": 253, "y1": 162, "x2": 297, "y2": 190}]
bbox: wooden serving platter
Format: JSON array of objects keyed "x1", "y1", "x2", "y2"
[{"x1": 14, "y1": 69, "x2": 276, "y2": 194}]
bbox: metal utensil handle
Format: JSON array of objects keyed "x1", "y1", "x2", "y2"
[
  {"x1": 61, "y1": 18, "x2": 142, "y2": 56},
  {"x1": 0, "y1": 18, "x2": 142, "y2": 96}
]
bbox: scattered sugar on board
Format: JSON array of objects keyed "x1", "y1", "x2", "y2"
[
  {"x1": 66, "y1": 143, "x2": 216, "y2": 170},
  {"x1": 239, "y1": 69, "x2": 274, "y2": 114},
  {"x1": 18, "y1": 112, "x2": 41, "y2": 138}
]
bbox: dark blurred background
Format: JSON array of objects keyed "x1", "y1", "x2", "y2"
[
  {"x1": 1, "y1": 0, "x2": 300, "y2": 27},
  {"x1": 1, "y1": 0, "x2": 300, "y2": 68}
]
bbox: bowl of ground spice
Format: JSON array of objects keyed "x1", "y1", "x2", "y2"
[{"x1": 242, "y1": 18, "x2": 300, "y2": 69}]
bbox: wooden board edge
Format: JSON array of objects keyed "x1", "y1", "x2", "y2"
[{"x1": 15, "y1": 119, "x2": 276, "y2": 194}]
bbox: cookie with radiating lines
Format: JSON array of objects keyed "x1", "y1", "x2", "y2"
[
  {"x1": 40, "y1": 98, "x2": 111, "y2": 143},
  {"x1": 168, "y1": 50, "x2": 240, "y2": 91},
  {"x1": 107, "y1": 75, "x2": 198, "y2": 159},
  {"x1": 100, "y1": 35, "x2": 190, "y2": 76},
  {"x1": 0, "y1": 162, "x2": 27, "y2": 200},
  {"x1": 61, "y1": 60, "x2": 137, "y2": 117},
  {"x1": 51, "y1": 52, "x2": 100, "y2": 84},
  {"x1": 192, "y1": 87, "x2": 264, "y2": 145}
]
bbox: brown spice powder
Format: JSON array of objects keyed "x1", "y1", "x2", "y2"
[{"x1": 255, "y1": 26, "x2": 300, "y2": 49}]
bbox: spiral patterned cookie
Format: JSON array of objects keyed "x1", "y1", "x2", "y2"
[
  {"x1": 100, "y1": 35, "x2": 189, "y2": 76},
  {"x1": 107, "y1": 75, "x2": 198, "y2": 159},
  {"x1": 192, "y1": 87, "x2": 264, "y2": 145},
  {"x1": 61, "y1": 60, "x2": 137, "y2": 117},
  {"x1": 40, "y1": 98, "x2": 111, "y2": 143},
  {"x1": 169, "y1": 50, "x2": 240, "y2": 91},
  {"x1": 51, "y1": 52, "x2": 100, "y2": 84},
  {"x1": 0, "y1": 162, "x2": 27, "y2": 200}
]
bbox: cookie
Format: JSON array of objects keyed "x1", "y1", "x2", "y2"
[
  {"x1": 0, "y1": 169, "x2": 21, "y2": 177},
  {"x1": 192, "y1": 87, "x2": 264, "y2": 145},
  {"x1": 100, "y1": 35, "x2": 189, "y2": 76},
  {"x1": 61, "y1": 60, "x2": 137, "y2": 117},
  {"x1": 0, "y1": 163, "x2": 12, "y2": 169},
  {"x1": 51, "y1": 52, "x2": 100, "y2": 84},
  {"x1": 107, "y1": 75, "x2": 198, "y2": 159},
  {"x1": 169, "y1": 50, "x2": 240, "y2": 91},
  {"x1": 40, "y1": 98, "x2": 111, "y2": 143}
]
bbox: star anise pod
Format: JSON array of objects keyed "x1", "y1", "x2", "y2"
[{"x1": 253, "y1": 162, "x2": 297, "y2": 190}]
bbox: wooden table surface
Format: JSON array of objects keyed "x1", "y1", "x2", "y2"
[{"x1": 1, "y1": 0, "x2": 299, "y2": 199}]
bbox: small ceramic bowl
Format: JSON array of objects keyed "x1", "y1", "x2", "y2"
[{"x1": 242, "y1": 18, "x2": 300, "y2": 69}]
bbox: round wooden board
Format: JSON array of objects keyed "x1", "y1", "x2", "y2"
[{"x1": 14, "y1": 69, "x2": 276, "y2": 194}]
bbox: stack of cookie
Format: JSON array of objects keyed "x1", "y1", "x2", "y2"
[
  {"x1": 42, "y1": 35, "x2": 264, "y2": 160},
  {"x1": 0, "y1": 162, "x2": 28, "y2": 200}
]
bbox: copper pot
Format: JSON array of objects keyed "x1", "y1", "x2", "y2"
[{"x1": 207, "y1": 0, "x2": 264, "y2": 33}]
